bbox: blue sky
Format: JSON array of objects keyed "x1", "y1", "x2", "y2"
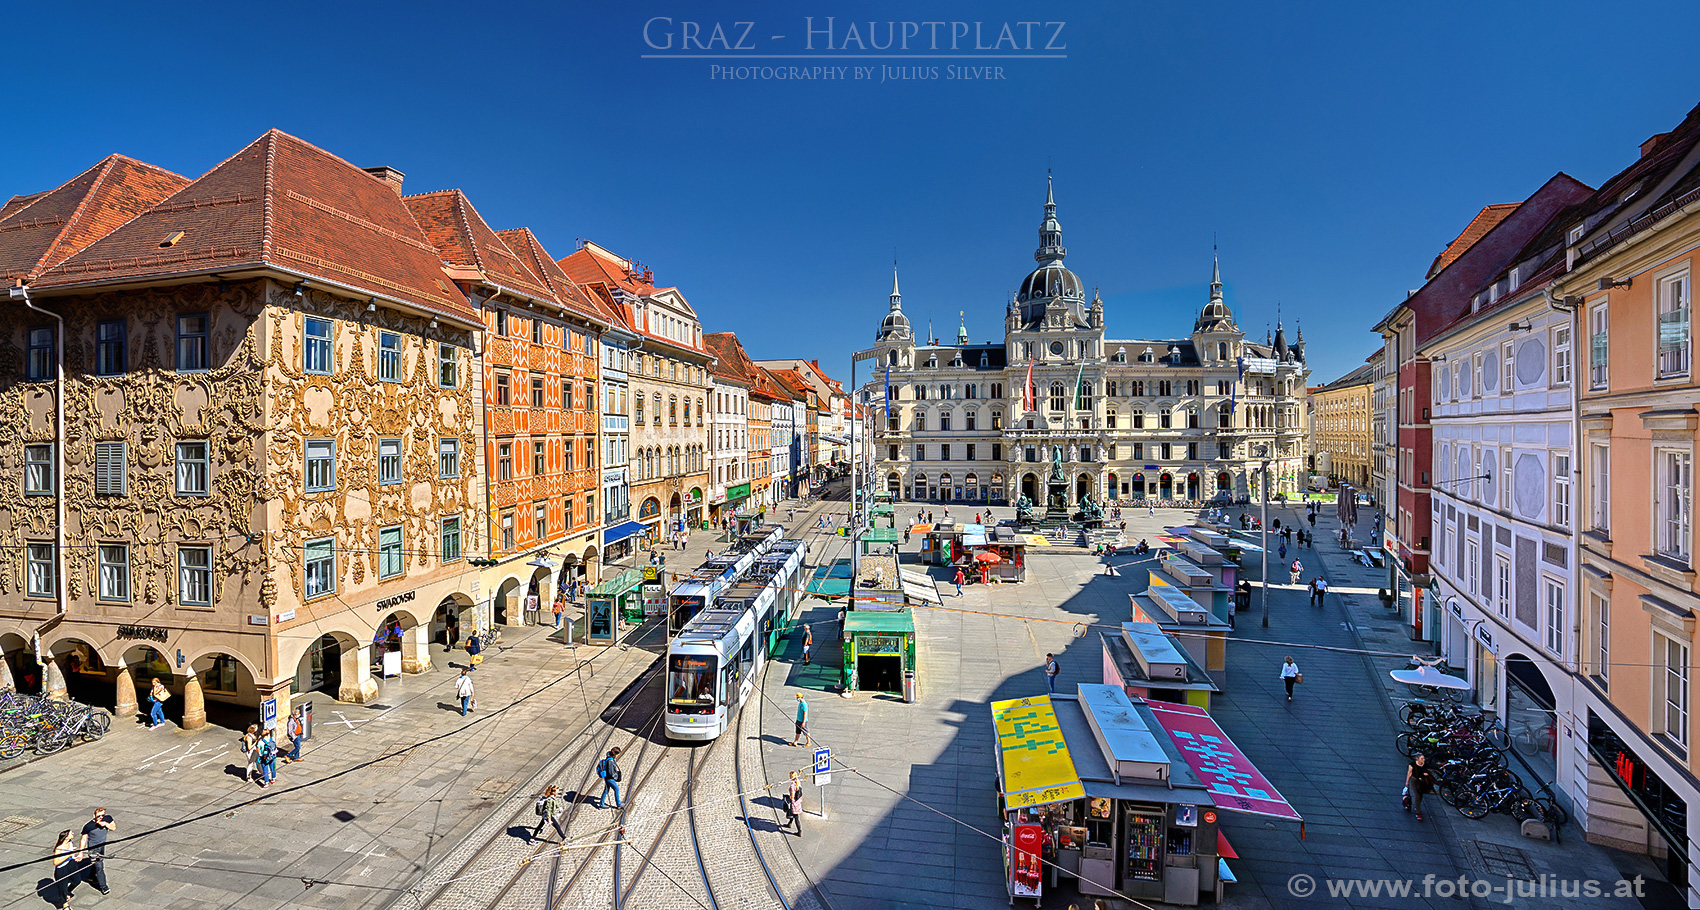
[{"x1": 7, "y1": 0, "x2": 1700, "y2": 386}]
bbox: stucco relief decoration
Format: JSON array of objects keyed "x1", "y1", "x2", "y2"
[
  {"x1": 1513, "y1": 452, "x2": 1545, "y2": 519},
  {"x1": 1514, "y1": 338, "x2": 1546, "y2": 388},
  {"x1": 1481, "y1": 448, "x2": 1497, "y2": 501},
  {"x1": 265, "y1": 286, "x2": 477, "y2": 604},
  {"x1": 0, "y1": 284, "x2": 267, "y2": 605},
  {"x1": 1482, "y1": 353, "x2": 1498, "y2": 392}
]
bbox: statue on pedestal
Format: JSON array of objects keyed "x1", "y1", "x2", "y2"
[
  {"x1": 1049, "y1": 446, "x2": 1065, "y2": 482},
  {"x1": 1015, "y1": 494, "x2": 1036, "y2": 526}
]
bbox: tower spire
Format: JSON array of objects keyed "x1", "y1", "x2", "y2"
[
  {"x1": 890, "y1": 263, "x2": 901, "y2": 310},
  {"x1": 1035, "y1": 175, "x2": 1066, "y2": 263}
]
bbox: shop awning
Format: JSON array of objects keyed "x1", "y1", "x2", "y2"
[
  {"x1": 910, "y1": 523, "x2": 933, "y2": 534},
  {"x1": 1146, "y1": 701, "x2": 1302, "y2": 822},
  {"x1": 871, "y1": 504, "x2": 894, "y2": 516},
  {"x1": 992, "y1": 695, "x2": 1086, "y2": 812},
  {"x1": 962, "y1": 524, "x2": 988, "y2": 546},
  {"x1": 1022, "y1": 534, "x2": 1051, "y2": 547},
  {"x1": 844, "y1": 609, "x2": 915, "y2": 635},
  {"x1": 602, "y1": 520, "x2": 648, "y2": 547},
  {"x1": 899, "y1": 569, "x2": 942, "y2": 605},
  {"x1": 863, "y1": 528, "x2": 901, "y2": 544}
]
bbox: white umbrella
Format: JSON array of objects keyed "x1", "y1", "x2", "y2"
[{"x1": 1389, "y1": 666, "x2": 1470, "y2": 690}]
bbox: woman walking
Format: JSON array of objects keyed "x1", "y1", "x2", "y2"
[
  {"x1": 782, "y1": 770, "x2": 804, "y2": 835},
  {"x1": 146, "y1": 678, "x2": 169, "y2": 729},
  {"x1": 1280, "y1": 656, "x2": 1300, "y2": 701},
  {"x1": 45, "y1": 829, "x2": 80, "y2": 909},
  {"x1": 1405, "y1": 752, "x2": 1435, "y2": 821},
  {"x1": 241, "y1": 724, "x2": 261, "y2": 783}
]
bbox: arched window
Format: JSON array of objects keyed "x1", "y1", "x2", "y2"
[
  {"x1": 1187, "y1": 409, "x2": 1200, "y2": 429},
  {"x1": 683, "y1": 399, "x2": 691, "y2": 423},
  {"x1": 1131, "y1": 380, "x2": 1144, "y2": 397},
  {"x1": 888, "y1": 349, "x2": 898, "y2": 365},
  {"x1": 965, "y1": 383, "x2": 977, "y2": 399},
  {"x1": 1218, "y1": 402, "x2": 1233, "y2": 428},
  {"x1": 1218, "y1": 342, "x2": 1228, "y2": 360},
  {"x1": 965, "y1": 410, "x2": 978, "y2": 431},
  {"x1": 1131, "y1": 408, "x2": 1145, "y2": 429},
  {"x1": 1049, "y1": 382, "x2": 1066, "y2": 411},
  {"x1": 669, "y1": 396, "x2": 678, "y2": 425},
  {"x1": 990, "y1": 382, "x2": 1003, "y2": 399},
  {"x1": 1106, "y1": 380, "x2": 1118, "y2": 397},
  {"x1": 915, "y1": 384, "x2": 928, "y2": 401},
  {"x1": 697, "y1": 398, "x2": 704, "y2": 426},
  {"x1": 652, "y1": 392, "x2": 662, "y2": 425},
  {"x1": 914, "y1": 412, "x2": 927, "y2": 432},
  {"x1": 1107, "y1": 410, "x2": 1118, "y2": 429},
  {"x1": 1159, "y1": 407, "x2": 1172, "y2": 429},
  {"x1": 991, "y1": 410, "x2": 1004, "y2": 430}
]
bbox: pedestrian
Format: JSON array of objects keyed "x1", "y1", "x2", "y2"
[
  {"x1": 790, "y1": 693, "x2": 810, "y2": 747},
  {"x1": 467, "y1": 631, "x2": 482, "y2": 669},
  {"x1": 596, "y1": 747, "x2": 623, "y2": 809},
  {"x1": 533, "y1": 785, "x2": 567, "y2": 841},
  {"x1": 146, "y1": 677, "x2": 169, "y2": 729},
  {"x1": 1315, "y1": 577, "x2": 1329, "y2": 608},
  {"x1": 241, "y1": 723, "x2": 261, "y2": 782},
  {"x1": 1148, "y1": 502, "x2": 1155, "y2": 516},
  {"x1": 974, "y1": 512, "x2": 982, "y2": 524},
  {"x1": 1307, "y1": 577, "x2": 1319, "y2": 607},
  {"x1": 257, "y1": 728, "x2": 278, "y2": 789},
  {"x1": 284, "y1": 707, "x2": 305, "y2": 763},
  {"x1": 782, "y1": 770, "x2": 804, "y2": 834},
  {"x1": 552, "y1": 596, "x2": 565, "y2": 630},
  {"x1": 802, "y1": 625, "x2": 813, "y2": 665},
  {"x1": 1290, "y1": 558, "x2": 1303, "y2": 585},
  {"x1": 953, "y1": 568, "x2": 965, "y2": 596},
  {"x1": 1405, "y1": 752, "x2": 1435, "y2": 821},
  {"x1": 1308, "y1": 512, "x2": 1317, "y2": 528},
  {"x1": 1045, "y1": 653, "x2": 1060, "y2": 694},
  {"x1": 45, "y1": 829, "x2": 79, "y2": 909},
  {"x1": 1103, "y1": 556, "x2": 1116, "y2": 576},
  {"x1": 1278, "y1": 541, "x2": 1287, "y2": 563},
  {"x1": 455, "y1": 668, "x2": 475, "y2": 716},
  {"x1": 79, "y1": 809, "x2": 113, "y2": 896},
  {"x1": 1280, "y1": 656, "x2": 1300, "y2": 701}
]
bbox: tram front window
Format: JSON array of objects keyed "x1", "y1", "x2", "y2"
[{"x1": 669, "y1": 655, "x2": 717, "y2": 709}]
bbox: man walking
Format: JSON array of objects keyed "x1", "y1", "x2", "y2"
[
  {"x1": 79, "y1": 809, "x2": 114, "y2": 895},
  {"x1": 283, "y1": 707, "x2": 305, "y2": 763},
  {"x1": 533, "y1": 786, "x2": 567, "y2": 841},
  {"x1": 802, "y1": 625, "x2": 813, "y2": 665},
  {"x1": 455, "y1": 668, "x2": 475, "y2": 716},
  {"x1": 1044, "y1": 653, "x2": 1060, "y2": 694},
  {"x1": 1315, "y1": 577, "x2": 1329, "y2": 608},
  {"x1": 953, "y1": 568, "x2": 965, "y2": 596},
  {"x1": 596, "y1": 748, "x2": 624, "y2": 809},
  {"x1": 790, "y1": 694, "x2": 810, "y2": 747}
]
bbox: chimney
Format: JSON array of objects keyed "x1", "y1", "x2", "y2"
[
  {"x1": 1641, "y1": 133, "x2": 1670, "y2": 158},
  {"x1": 363, "y1": 165, "x2": 406, "y2": 195}
]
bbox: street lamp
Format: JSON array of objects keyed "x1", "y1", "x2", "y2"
[{"x1": 1256, "y1": 444, "x2": 1272, "y2": 628}]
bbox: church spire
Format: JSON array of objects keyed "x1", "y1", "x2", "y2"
[
  {"x1": 1210, "y1": 253, "x2": 1223, "y2": 302},
  {"x1": 889, "y1": 265, "x2": 902, "y2": 311},
  {"x1": 1035, "y1": 175, "x2": 1066, "y2": 263}
]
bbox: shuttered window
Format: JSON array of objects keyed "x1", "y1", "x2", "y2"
[{"x1": 94, "y1": 442, "x2": 127, "y2": 496}]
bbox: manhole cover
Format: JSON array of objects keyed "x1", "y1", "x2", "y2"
[
  {"x1": 473, "y1": 777, "x2": 514, "y2": 799},
  {"x1": 1471, "y1": 841, "x2": 1535, "y2": 880},
  {"x1": 0, "y1": 816, "x2": 43, "y2": 839}
]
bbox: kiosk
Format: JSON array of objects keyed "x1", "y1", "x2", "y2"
[
  {"x1": 1101, "y1": 622, "x2": 1220, "y2": 710},
  {"x1": 586, "y1": 569, "x2": 644, "y2": 645},
  {"x1": 1131, "y1": 581, "x2": 1231, "y2": 678},
  {"x1": 842, "y1": 608, "x2": 916, "y2": 695}
]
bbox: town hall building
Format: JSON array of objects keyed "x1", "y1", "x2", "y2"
[{"x1": 868, "y1": 180, "x2": 1309, "y2": 508}]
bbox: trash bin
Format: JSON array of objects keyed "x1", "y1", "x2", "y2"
[
  {"x1": 300, "y1": 700, "x2": 314, "y2": 740},
  {"x1": 903, "y1": 671, "x2": 916, "y2": 704}
]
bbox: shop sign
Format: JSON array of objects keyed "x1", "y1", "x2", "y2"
[
  {"x1": 116, "y1": 625, "x2": 168, "y2": 643},
  {"x1": 374, "y1": 590, "x2": 416, "y2": 613},
  {"x1": 1475, "y1": 625, "x2": 1497, "y2": 654},
  {"x1": 1011, "y1": 824, "x2": 1043, "y2": 898},
  {"x1": 642, "y1": 566, "x2": 659, "y2": 581},
  {"x1": 247, "y1": 615, "x2": 268, "y2": 626},
  {"x1": 727, "y1": 482, "x2": 751, "y2": 501},
  {"x1": 858, "y1": 634, "x2": 903, "y2": 654},
  {"x1": 275, "y1": 609, "x2": 296, "y2": 623},
  {"x1": 1448, "y1": 599, "x2": 1464, "y2": 620},
  {"x1": 686, "y1": 488, "x2": 702, "y2": 504}
]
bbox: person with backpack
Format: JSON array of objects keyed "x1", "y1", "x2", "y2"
[
  {"x1": 256, "y1": 729, "x2": 278, "y2": 789},
  {"x1": 146, "y1": 678, "x2": 169, "y2": 729},
  {"x1": 533, "y1": 785, "x2": 567, "y2": 841},
  {"x1": 596, "y1": 748, "x2": 623, "y2": 810},
  {"x1": 781, "y1": 770, "x2": 803, "y2": 835},
  {"x1": 802, "y1": 625, "x2": 813, "y2": 666},
  {"x1": 283, "y1": 707, "x2": 305, "y2": 763},
  {"x1": 1045, "y1": 654, "x2": 1060, "y2": 694},
  {"x1": 455, "y1": 668, "x2": 475, "y2": 716}
]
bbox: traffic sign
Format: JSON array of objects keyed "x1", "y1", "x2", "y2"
[
  {"x1": 813, "y1": 748, "x2": 831, "y2": 774},
  {"x1": 261, "y1": 697, "x2": 277, "y2": 730}
]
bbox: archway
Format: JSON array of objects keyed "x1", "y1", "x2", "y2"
[
  {"x1": 669, "y1": 493, "x2": 683, "y2": 531},
  {"x1": 1076, "y1": 473, "x2": 1092, "y2": 505},
  {"x1": 913, "y1": 473, "x2": 929, "y2": 502},
  {"x1": 1186, "y1": 472, "x2": 1201, "y2": 501},
  {"x1": 582, "y1": 545, "x2": 600, "y2": 585},
  {"x1": 526, "y1": 564, "x2": 554, "y2": 624},
  {"x1": 0, "y1": 632, "x2": 37, "y2": 694},
  {"x1": 1021, "y1": 472, "x2": 1038, "y2": 505},
  {"x1": 1107, "y1": 473, "x2": 1119, "y2": 500},
  {"x1": 964, "y1": 472, "x2": 979, "y2": 501},
  {"x1": 375, "y1": 608, "x2": 428, "y2": 676},
  {"x1": 938, "y1": 473, "x2": 953, "y2": 502},
  {"x1": 49, "y1": 638, "x2": 112, "y2": 708},
  {"x1": 1158, "y1": 473, "x2": 1174, "y2": 500},
  {"x1": 494, "y1": 575, "x2": 523, "y2": 626},
  {"x1": 886, "y1": 472, "x2": 901, "y2": 496},
  {"x1": 1217, "y1": 472, "x2": 1232, "y2": 499},
  {"x1": 185, "y1": 650, "x2": 260, "y2": 730},
  {"x1": 432, "y1": 593, "x2": 475, "y2": 648},
  {"x1": 295, "y1": 632, "x2": 351, "y2": 699},
  {"x1": 1131, "y1": 473, "x2": 1146, "y2": 500},
  {"x1": 119, "y1": 643, "x2": 174, "y2": 724}
]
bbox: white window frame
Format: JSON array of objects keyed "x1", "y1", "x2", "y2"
[
  {"x1": 23, "y1": 443, "x2": 53, "y2": 496},
  {"x1": 1657, "y1": 270, "x2": 1691, "y2": 379},
  {"x1": 1589, "y1": 300, "x2": 1609, "y2": 389},
  {"x1": 378, "y1": 331, "x2": 402, "y2": 382},
  {"x1": 177, "y1": 545, "x2": 212, "y2": 607},
  {"x1": 175, "y1": 441, "x2": 210, "y2": 496},
  {"x1": 304, "y1": 538, "x2": 336, "y2": 598},
  {"x1": 441, "y1": 515, "x2": 462, "y2": 563},
  {"x1": 439, "y1": 342, "x2": 459, "y2": 388},
  {"x1": 1495, "y1": 554, "x2": 1511, "y2": 619},
  {"x1": 305, "y1": 439, "x2": 337, "y2": 493},
  {"x1": 303, "y1": 316, "x2": 333, "y2": 375},
  {"x1": 97, "y1": 544, "x2": 129, "y2": 603},
  {"x1": 26, "y1": 542, "x2": 54, "y2": 598},
  {"x1": 1501, "y1": 446, "x2": 1513, "y2": 512},
  {"x1": 1466, "y1": 538, "x2": 1480, "y2": 596},
  {"x1": 1592, "y1": 590, "x2": 1609, "y2": 687},
  {"x1": 439, "y1": 438, "x2": 460, "y2": 478},
  {"x1": 1656, "y1": 448, "x2": 1693, "y2": 564},
  {"x1": 1590, "y1": 442, "x2": 1610, "y2": 532},
  {"x1": 1543, "y1": 577, "x2": 1564, "y2": 657},
  {"x1": 1553, "y1": 452, "x2": 1571, "y2": 530},
  {"x1": 378, "y1": 526, "x2": 403, "y2": 579},
  {"x1": 378, "y1": 438, "x2": 403, "y2": 486},
  {"x1": 1657, "y1": 632, "x2": 1690, "y2": 753},
  {"x1": 1553, "y1": 323, "x2": 1571, "y2": 386},
  {"x1": 1501, "y1": 341, "x2": 1516, "y2": 394}
]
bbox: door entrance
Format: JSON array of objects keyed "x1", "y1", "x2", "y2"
[{"x1": 856, "y1": 655, "x2": 903, "y2": 693}]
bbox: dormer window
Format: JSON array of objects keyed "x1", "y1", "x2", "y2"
[
  {"x1": 927, "y1": 355, "x2": 938, "y2": 368},
  {"x1": 979, "y1": 352, "x2": 989, "y2": 368},
  {"x1": 1509, "y1": 268, "x2": 1521, "y2": 292},
  {"x1": 1218, "y1": 342, "x2": 1228, "y2": 360}
]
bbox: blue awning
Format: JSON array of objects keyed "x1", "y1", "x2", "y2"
[{"x1": 602, "y1": 520, "x2": 648, "y2": 547}]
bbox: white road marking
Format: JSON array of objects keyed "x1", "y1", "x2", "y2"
[
  {"x1": 137, "y1": 745, "x2": 182, "y2": 768},
  {"x1": 193, "y1": 750, "x2": 229, "y2": 769}
]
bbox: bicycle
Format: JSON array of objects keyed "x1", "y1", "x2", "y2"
[
  {"x1": 34, "y1": 705, "x2": 109, "y2": 755},
  {"x1": 1458, "y1": 774, "x2": 1537, "y2": 821}
]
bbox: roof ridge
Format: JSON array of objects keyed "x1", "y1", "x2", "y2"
[
  {"x1": 35, "y1": 157, "x2": 122, "y2": 281},
  {"x1": 260, "y1": 130, "x2": 279, "y2": 261},
  {"x1": 450, "y1": 191, "x2": 485, "y2": 273}
]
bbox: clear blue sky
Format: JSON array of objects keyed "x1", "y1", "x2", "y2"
[{"x1": 7, "y1": 0, "x2": 1699, "y2": 386}]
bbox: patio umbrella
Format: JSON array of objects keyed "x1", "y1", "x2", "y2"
[
  {"x1": 974, "y1": 551, "x2": 1003, "y2": 564},
  {"x1": 1389, "y1": 666, "x2": 1470, "y2": 690}
]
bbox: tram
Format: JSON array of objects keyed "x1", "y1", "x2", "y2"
[
  {"x1": 665, "y1": 536, "x2": 808, "y2": 741},
  {"x1": 666, "y1": 524, "x2": 784, "y2": 635}
]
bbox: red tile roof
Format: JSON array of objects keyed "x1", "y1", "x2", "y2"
[
  {"x1": 704, "y1": 331, "x2": 755, "y2": 386},
  {"x1": 0, "y1": 154, "x2": 190, "y2": 282},
  {"x1": 403, "y1": 190, "x2": 555, "y2": 304},
  {"x1": 495, "y1": 228, "x2": 619, "y2": 328},
  {"x1": 560, "y1": 243, "x2": 703, "y2": 353},
  {"x1": 1426, "y1": 203, "x2": 1518, "y2": 279},
  {"x1": 33, "y1": 130, "x2": 478, "y2": 325}
]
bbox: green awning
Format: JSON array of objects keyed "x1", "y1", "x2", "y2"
[
  {"x1": 871, "y1": 504, "x2": 894, "y2": 516},
  {"x1": 844, "y1": 609, "x2": 916, "y2": 635},
  {"x1": 590, "y1": 568, "x2": 645, "y2": 597},
  {"x1": 862, "y1": 528, "x2": 901, "y2": 543}
]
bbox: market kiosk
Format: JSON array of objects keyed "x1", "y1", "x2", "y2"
[
  {"x1": 1101, "y1": 622, "x2": 1220, "y2": 710},
  {"x1": 843, "y1": 608, "x2": 916, "y2": 697},
  {"x1": 585, "y1": 569, "x2": 644, "y2": 645},
  {"x1": 1131, "y1": 581, "x2": 1231, "y2": 678},
  {"x1": 994, "y1": 685, "x2": 1302, "y2": 906}
]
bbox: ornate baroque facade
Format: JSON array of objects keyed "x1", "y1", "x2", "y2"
[{"x1": 867, "y1": 181, "x2": 1309, "y2": 507}]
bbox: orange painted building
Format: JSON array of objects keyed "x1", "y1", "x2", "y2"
[{"x1": 405, "y1": 191, "x2": 615, "y2": 622}]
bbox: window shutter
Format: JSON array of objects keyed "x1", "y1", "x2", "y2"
[{"x1": 95, "y1": 442, "x2": 127, "y2": 495}]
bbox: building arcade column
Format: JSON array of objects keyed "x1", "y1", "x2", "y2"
[
  {"x1": 401, "y1": 624, "x2": 430, "y2": 675},
  {"x1": 113, "y1": 663, "x2": 137, "y2": 719},
  {"x1": 180, "y1": 672, "x2": 207, "y2": 730},
  {"x1": 338, "y1": 644, "x2": 379, "y2": 704},
  {"x1": 42, "y1": 658, "x2": 67, "y2": 702}
]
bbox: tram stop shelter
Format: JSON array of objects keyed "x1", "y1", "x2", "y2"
[
  {"x1": 994, "y1": 685, "x2": 1300, "y2": 906},
  {"x1": 842, "y1": 608, "x2": 915, "y2": 696},
  {"x1": 1131, "y1": 581, "x2": 1231, "y2": 679},
  {"x1": 586, "y1": 568, "x2": 644, "y2": 644},
  {"x1": 1100, "y1": 622, "x2": 1220, "y2": 710},
  {"x1": 860, "y1": 527, "x2": 901, "y2": 554}
]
